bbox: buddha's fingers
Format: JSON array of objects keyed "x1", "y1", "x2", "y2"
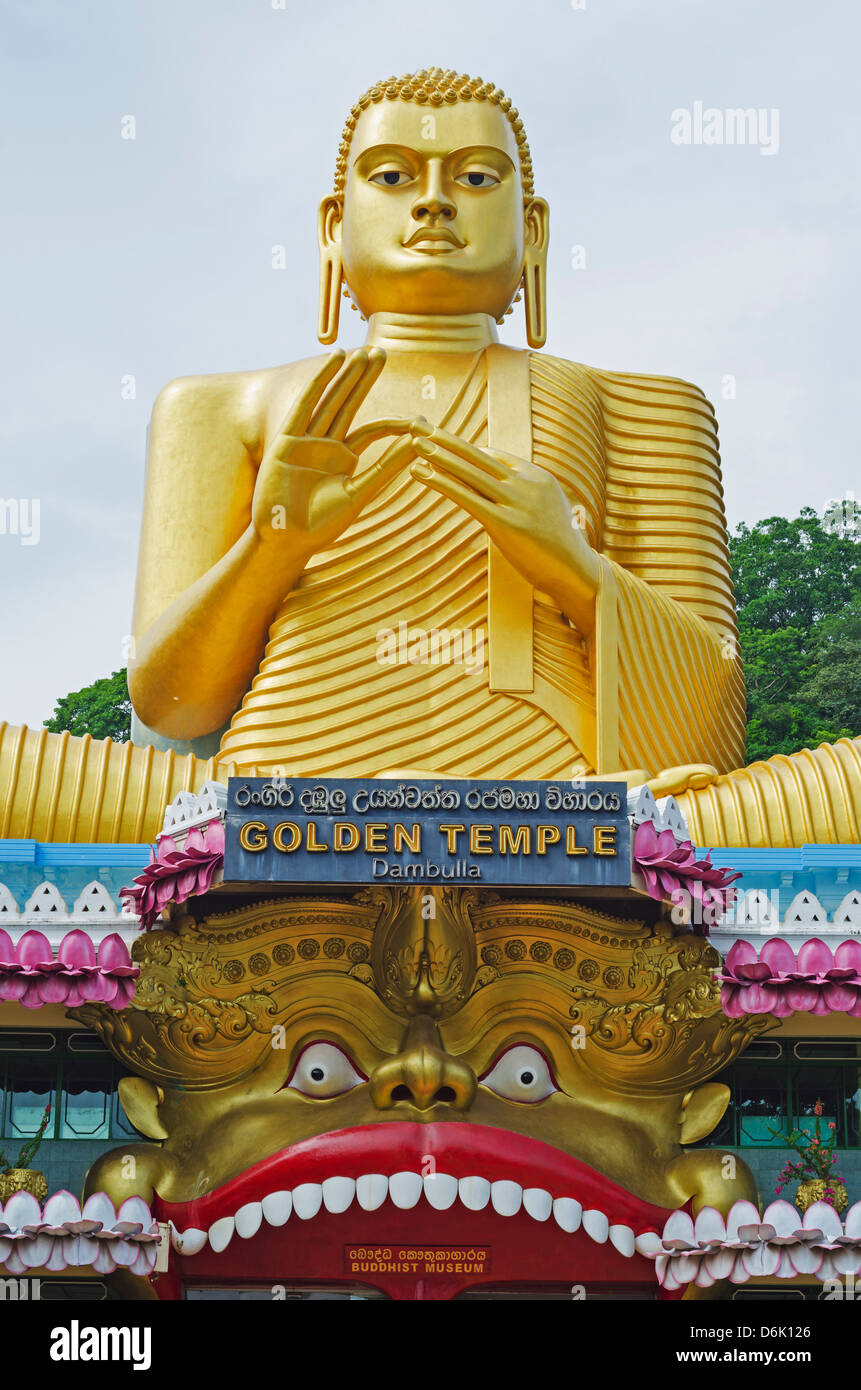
[
  {"x1": 412, "y1": 441, "x2": 509, "y2": 504},
  {"x1": 309, "y1": 348, "x2": 384, "y2": 438},
  {"x1": 306, "y1": 349, "x2": 369, "y2": 436},
  {"x1": 409, "y1": 460, "x2": 497, "y2": 526},
  {"x1": 346, "y1": 419, "x2": 415, "y2": 453},
  {"x1": 345, "y1": 437, "x2": 416, "y2": 507},
  {"x1": 410, "y1": 424, "x2": 511, "y2": 479},
  {"x1": 326, "y1": 348, "x2": 387, "y2": 440},
  {"x1": 281, "y1": 350, "x2": 345, "y2": 436}
]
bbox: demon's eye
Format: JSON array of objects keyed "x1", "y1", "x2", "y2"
[
  {"x1": 481, "y1": 1046, "x2": 558, "y2": 1104},
  {"x1": 287, "y1": 1043, "x2": 365, "y2": 1098}
]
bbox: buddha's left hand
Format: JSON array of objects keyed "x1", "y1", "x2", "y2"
[{"x1": 409, "y1": 424, "x2": 599, "y2": 632}]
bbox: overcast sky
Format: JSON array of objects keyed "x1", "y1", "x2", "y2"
[{"x1": 1, "y1": 0, "x2": 858, "y2": 726}]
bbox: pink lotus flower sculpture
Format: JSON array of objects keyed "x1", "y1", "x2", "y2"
[
  {"x1": 120, "y1": 819, "x2": 225, "y2": 930},
  {"x1": 0, "y1": 929, "x2": 138, "y2": 1009},
  {"x1": 633, "y1": 820, "x2": 741, "y2": 932},
  {"x1": 0, "y1": 1189, "x2": 160, "y2": 1278},
  {"x1": 637, "y1": 1197, "x2": 861, "y2": 1289},
  {"x1": 721, "y1": 937, "x2": 861, "y2": 1017}
]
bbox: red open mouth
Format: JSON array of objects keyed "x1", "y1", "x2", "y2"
[{"x1": 157, "y1": 1123, "x2": 680, "y2": 1300}]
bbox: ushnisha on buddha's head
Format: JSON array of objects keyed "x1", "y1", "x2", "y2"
[{"x1": 317, "y1": 69, "x2": 549, "y2": 345}]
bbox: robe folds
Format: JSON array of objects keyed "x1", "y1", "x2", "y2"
[{"x1": 218, "y1": 347, "x2": 745, "y2": 780}]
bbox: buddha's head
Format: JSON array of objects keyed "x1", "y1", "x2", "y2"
[
  {"x1": 79, "y1": 888, "x2": 768, "y2": 1296},
  {"x1": 318, "y1": 70, "x2": 549, "y2": 345}
]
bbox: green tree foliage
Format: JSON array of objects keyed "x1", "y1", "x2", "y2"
[
  {"x1": 44, "y1": 669, "x2": 132, "y2": 743},
  {"x1": 729, "y1": 508, "x2": 861, "y2": 762}
]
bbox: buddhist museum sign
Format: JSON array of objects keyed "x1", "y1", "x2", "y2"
[{"x1": 224, "y1": 777, "x2": 630, "y2": 887}]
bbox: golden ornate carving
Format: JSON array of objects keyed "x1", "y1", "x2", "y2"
[
  {"x1": 463, "y1": 893, "x2": 773, "y2": 1094},
  {"x1": 794, "y1": 1179, "x2": 849, "y2": 1215},
  {"x1": 0, "y1": 1169, "x2": 48, "y2": 1203},
  {"x1": 77, "y1": 889, "x2": 767, "y2": 1226}
]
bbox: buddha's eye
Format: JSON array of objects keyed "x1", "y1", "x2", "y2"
[
  {"x1": 370, "y1": 169, "x2": 413, "y2": 187},
  {"x1": 481, "y1": 1045, "x2": 558, "y2": 1104},
  {"x1": 456, "y1": 171, "x2": 500, "y2": 188},
  {"x1": 287, "y1": 1043, "x2": 365, "y2": 1098}
]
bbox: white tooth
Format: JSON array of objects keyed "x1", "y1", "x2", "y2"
[
  {"x1": 553, "y1": 1197, "x2": 582, "y2": 1233},
  {"x1": 173, "y1": 1226, "x2": 207, "y2": 1254},
  {"x1": 208, "y1": 1216, "x2": 234, "y2": 1253},
  {"x1": 261, "y1": 1191, "x2": 292, "y2": 1227},
  {"x1": 609, "y1": 1223, "x2": 635, "y2": 1257},
  {"x1": 234, "y1": 1202, "x2": 263, "y2": 1240},
  {"x1": 491, "y1": 1180, "x2": 522, "y2": 1217},
  {"x1": 582, "y1": 1209, "x2": 609, "y2": 1244},
  {"x1": 322, "y1": 1176, "x2": 356, "y2": 1214},
  {"x1": 292, "y1": 1183, "x2": 323, "y2": 1220},
  {"x1": 423, "y1": 1173, "x2": 458, "y2": 1211},
  {"x1": 458, "y1": 1176, "x2": 491, "y2": 1211},
  {"x1": 523, "y1": 1188, "x2": 552, "y2": 1222},
  {"x1": 388, "y1": 1172, "x2": 423, "y2": 1210},
  {"x1": 356, "y1": 1174, "x2": 388, "y2": 1212},
  {"x1": 634, "y1": 1230, "x2": 664, "y2": 1257}
]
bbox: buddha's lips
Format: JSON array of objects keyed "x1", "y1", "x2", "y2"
[{"x1": 157, "y1": 1122, "x2": 674, "y2": 1239}]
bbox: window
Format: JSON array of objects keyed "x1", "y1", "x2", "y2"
[
  {"x1": 7, "y1": 1057, "x2": 56, "y2": 1139},
  {"x1": 706, "y1": 1041, "x2": 861, "y2": 1148},
  {"x1": 0, "y1": 1031, "x2": 143, "y2": 1143},
  {"x1": 735, "y1": 1063, "x2": 788, "y2": 1146},
  {"x1": 60, "y1": 1062, "x2": 111, "y2": 1139}
]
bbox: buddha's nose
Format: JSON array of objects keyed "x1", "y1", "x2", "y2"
[
  {"x1": 412, "y1": 162, "x2": 456, "y2": 221},
  {"x1": 370, "y1": 1014, "x2": 476, "y2": 1112}
]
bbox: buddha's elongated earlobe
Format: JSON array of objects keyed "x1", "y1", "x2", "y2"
[
  {"x1": 522, "y1": 197, "x2": 550, "y2": 349},
  {"x1": 317, "y1": 195, "x2": 344, "y2": 345}
]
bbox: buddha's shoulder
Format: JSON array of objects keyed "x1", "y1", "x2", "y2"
[
  {"x1": 529, "y1": 351, "x2": 717, "y2": 426},
  {"x1": 150, "y1": 354, "x2": 335, "y2": 448}
]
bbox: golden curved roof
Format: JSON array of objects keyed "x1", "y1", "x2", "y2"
[
  {"x1": 0, "y1": 721, "x2": 859, "y2": 848},
  {"x1": 0, "y1": 723, "x2": 230, "y2": 845},
  {"x1": 675, "y1": 736, "x2": 861, "y2": 848}
]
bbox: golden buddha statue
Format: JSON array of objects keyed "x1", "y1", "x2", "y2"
[
  {"x1": 0, "y1": 67, "x2": 859, "y2": 845},
  {"x1": 128, "y1": 68, "x2": 744, "y2": 786}
]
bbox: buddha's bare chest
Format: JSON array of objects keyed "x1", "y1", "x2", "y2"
[
  {"x1": 353, "y1": 355, "x2": 484, "y2": 432},
  {"x1": 262, "y1": 353, "x2": 486, "y2": 450}
]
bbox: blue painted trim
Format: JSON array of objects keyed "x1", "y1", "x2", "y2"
[
  {"x1": 0, "y1": 840, "x2": 150, "y2": 866},
  {"x1": 0, "y1": 840, "x2": 39, "y2": 863},
  {"x1": 36, "y1": 845, "x2": 152, "y2": 867},
  {"x1": 697, "y1": 846, "x2": 861, "y2": 869}
]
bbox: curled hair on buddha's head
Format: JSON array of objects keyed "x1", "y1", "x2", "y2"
[{"x1": 333, "y1": 68, "x2": 535, "y2": 198}]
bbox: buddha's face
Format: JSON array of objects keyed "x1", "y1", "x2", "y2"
[{"x1": 329, "y1": 99, "x2": 546, "y2": 319}]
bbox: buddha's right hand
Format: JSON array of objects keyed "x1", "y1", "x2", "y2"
[{"x1": 251, "y1": 347, "x2": 415, "y2": 560}]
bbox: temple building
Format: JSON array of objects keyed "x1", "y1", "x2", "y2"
[
  {"x1": 1, "y1": 769, "x2": 859, "y2": 1301},
  {"x1": 1, "y1": 67, "x2": 859, "y2": 1302}
]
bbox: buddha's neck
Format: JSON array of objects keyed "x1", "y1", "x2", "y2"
[{"x1": 365, "y1": 311, "x2": 498, "y2": 354}]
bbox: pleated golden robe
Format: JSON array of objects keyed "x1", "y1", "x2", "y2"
[{"x1": 217, "y1": 347, "x2": 745, "y2": 779}]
